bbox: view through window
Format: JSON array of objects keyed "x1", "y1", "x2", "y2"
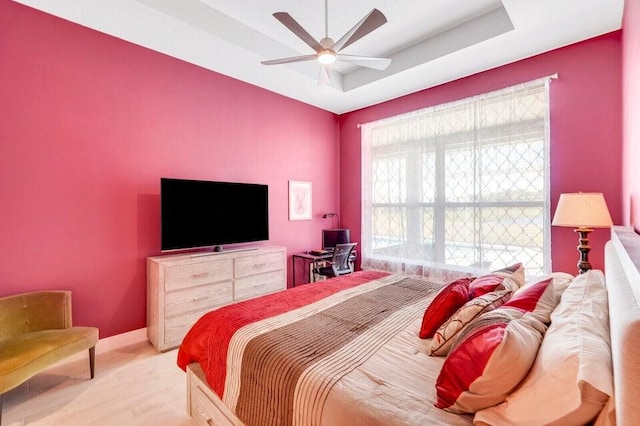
[{"x1": 360, "y1": 78, "x2": 552, "y2": 277}]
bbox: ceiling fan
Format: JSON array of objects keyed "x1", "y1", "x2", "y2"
[{"x1": 261, "y1": 0, "x2": 391, "y2": 84}]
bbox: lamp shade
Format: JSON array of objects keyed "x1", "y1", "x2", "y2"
[{"x1": 552, "y1": 192, "x2": 613, "y2": 228}]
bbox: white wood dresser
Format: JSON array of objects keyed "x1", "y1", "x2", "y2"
[{"x1": 147, "y1": 245, "x2": 286, "y2": 351}]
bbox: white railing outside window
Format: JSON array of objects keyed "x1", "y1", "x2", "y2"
[{"x1": 361, "y1": 77, "x2": 552, "y2": 279}]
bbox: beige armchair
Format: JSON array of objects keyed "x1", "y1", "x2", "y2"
[{"x1": 0, "y1": 291, "x2": 98, "y2": 424}]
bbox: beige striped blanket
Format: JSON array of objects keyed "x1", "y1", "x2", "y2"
[{"x1": 221, "y1": 274, "x2": 445, "y2": 426}]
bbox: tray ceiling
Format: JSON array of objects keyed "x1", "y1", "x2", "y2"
[{"x1": 14, "y1": 0, "x2": 624, "y2": 113}]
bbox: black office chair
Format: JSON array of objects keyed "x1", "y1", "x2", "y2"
[{"x1": 314, "y1": 242, "x2": 358, "y2": 279}]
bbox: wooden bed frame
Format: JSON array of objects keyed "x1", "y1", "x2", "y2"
[{"x1": 185, "y1": 226, "x2": 640, "y2": 426}]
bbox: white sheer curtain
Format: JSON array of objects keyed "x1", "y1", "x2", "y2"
[{"x1": 360, "y1": 77, "x2": 552, "y2": 281}]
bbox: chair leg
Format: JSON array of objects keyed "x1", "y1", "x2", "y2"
[{"x1": 89, "y1": 346, "x2": 95, "y2": 379}]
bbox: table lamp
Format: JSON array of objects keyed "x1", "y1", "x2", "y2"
[{"x1": 552, "y1": 192, "x2": 613, "y2": 274}]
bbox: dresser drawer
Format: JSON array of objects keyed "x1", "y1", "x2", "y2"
[
  {"x1": 164, "y1": 259, "x2": 233, "y2": 291},
  {"x1": 164, "y1": 307, "x2": 217, "y2": 347},
  {"x1": 189, "y1": 366, "x2": 243, "y2": 426},
  {"x1": 191, "y1": 383, "x2": 220, "y2": 426},
  {"x1": 235, "y1": 270, "x2": 285, "y2": 301},
  {"x1": 235, "y1": 250, "x2": 284, "y2": 278},
  {"x1": 164, "y1": 281, "x2": 233, "y2": 318}
]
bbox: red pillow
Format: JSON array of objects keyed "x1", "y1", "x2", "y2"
[
  {"x1": 435, "y1": 309, "x2": 546, "y2": 414},
  {"x1": 468, "y1": 263, "x2": 524, "y2": 298},
  {"x1": 503, "y1": 277, "x2": 555, "y2": 323},
  {"x1": 419, "y1": 277, "x2": 473, "y2": 339}
]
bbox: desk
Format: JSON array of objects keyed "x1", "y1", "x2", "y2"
[{"x1": 292, "y1": 251, "x2": 356, "y2": 286}]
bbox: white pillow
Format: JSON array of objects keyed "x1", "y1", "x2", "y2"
[{"x1": 473, "y1": 270, "x2": 613, "y2": 426}]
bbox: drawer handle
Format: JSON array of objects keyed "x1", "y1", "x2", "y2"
[{"x1": 192, "y1": 273, "x2": 209, "y2": 279}]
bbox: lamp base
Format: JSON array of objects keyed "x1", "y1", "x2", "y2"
[{"x1": 574, "y1": 227, "x2": 593, "y2": 274}]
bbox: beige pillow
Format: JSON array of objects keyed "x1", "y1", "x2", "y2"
[
  {"x1": 594, "y1": 397, "x2": 616, "y2": 426},
  {"x1": 473, "y1": 270, "x2": 613, "y2": 426},
  {"x1": 429, "y1": 289, "x2": 512, "y2": 356},
  {"x1": 547, "y1": 271, "x2": 574, "y2": 304}
]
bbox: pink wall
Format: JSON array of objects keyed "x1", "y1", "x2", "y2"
[
  {"x1": 0, "y1": 1, "x2": 340, "y2": 338},
  {"x1": 623, "y1": 0, "x2": 640, "y2": 231},
  {"x1": 339, "y1": 32, "x2": 623, "y2": 275},
  {"x1": 0, "y1": 1, "x2": 625, "y2": 339}
]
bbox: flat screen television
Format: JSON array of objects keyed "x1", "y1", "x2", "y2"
[
  {"x1": 322, "y1": 229, "x2": 350, "y2": 251},
  {"x1": 160, "y1": 177, "x2": 269, "y2": 252}
]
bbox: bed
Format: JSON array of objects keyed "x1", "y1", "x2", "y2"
[{"x1": 177, "y1": 226, "x2": 640, "y2": 426}]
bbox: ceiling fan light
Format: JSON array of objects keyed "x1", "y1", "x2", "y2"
[{"x1": 317, "y1": 50, "x2": 336, "y2": 65}]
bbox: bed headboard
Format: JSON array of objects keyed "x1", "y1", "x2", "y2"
[{"x1": 604, "y1": 226, "x2": 640, "y2": 425}]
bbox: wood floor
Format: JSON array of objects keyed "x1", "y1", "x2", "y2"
[{"x1": 3, "y1": 341, "x2": 196, "y2": 425}]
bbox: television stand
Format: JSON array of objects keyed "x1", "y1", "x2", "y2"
[{"x1": 147, "y1": 245, "x2": 286, "y2": 351}]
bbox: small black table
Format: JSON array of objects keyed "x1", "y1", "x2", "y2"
[{"x1": 291, "y1": 251, "x2": 356, "y2": 286}]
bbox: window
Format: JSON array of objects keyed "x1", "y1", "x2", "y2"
[{"x1": 361, "y1": 78, "x2": 552, "y2": 277}]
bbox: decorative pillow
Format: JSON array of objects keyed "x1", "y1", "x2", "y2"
[
  {"x1": 499, "y1": 272, "x2": 575, "y2": 324},
  {"x1": 473, "y1": 270, "x2": 613, "y2": 426},
  {"x1": 429, "y1": 289, "x2": 512, "y2": 356},
  {"x1": 435, "y1": 309, "x2": 546, "y2": 414},
  {"x1": 419, "y1": 277, "x2": 474, "y2": 339},
  {"x1": 502, "y1": 277, "x2": 555, "y2": 324},
  {"x1": 468, "y1": 263, "x2": 525, "y2": 298},
  {"x1": 547, "y1": 271, "x2": 574, "y2": 304}
]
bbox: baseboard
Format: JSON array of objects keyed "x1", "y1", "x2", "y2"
[{"x1": 94, "y1": 327, "x2": 149, "y2": 354}]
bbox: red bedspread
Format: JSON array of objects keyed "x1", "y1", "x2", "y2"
[{"x1": 177, "y1": 270, "x2": 390, "y2": 397}]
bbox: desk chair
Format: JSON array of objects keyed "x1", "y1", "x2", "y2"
[{"x1": 314, "y1": 242, "x2": 358, "y2": 279}]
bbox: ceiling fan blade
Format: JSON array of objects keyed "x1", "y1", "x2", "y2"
[
  {"x1": 273, "y1": 12, "x2": 323, "y2": 53},
  {"x1": 261, "y1": 54, "x2": 317, "y2": 65},
  {"x1": 332, "y1": 9, "x2": 387, "y2": 52},
  {"x1": 318, "y1": 64, "x2": 331, "y2": 85},
  {"x1": 337, "y1": 54, "x2": 391, "y2": 70}
]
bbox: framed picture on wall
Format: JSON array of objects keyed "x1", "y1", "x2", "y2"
[{"x1": 289, "y1": 180, "x2": 312, "y2": 221}]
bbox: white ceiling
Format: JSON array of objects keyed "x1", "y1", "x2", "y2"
[{"x1": 15, "y1": 0, "x2": 624, "y2": 114}]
